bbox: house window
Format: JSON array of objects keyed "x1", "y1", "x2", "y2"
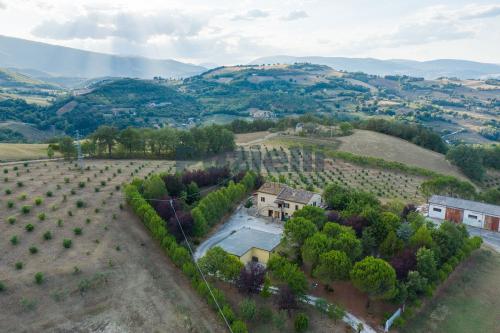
[
  {"x1": 313, "y1": 202, "x2": 317, "y2": 206},
  {"x1": 295, "y1": 205, "x2": 299, "y2": 210},
  {"x1": 260, "y1": 197, "x2": 265, "y2": 202},
  {"x1": 284, "y1": 203, "x2": 290, "y2": 208},
  {"x1": 433, "y1": 207, "x2": 442, "y2": 212},
  {"x1": 468, "y1": 214, "x2": 477, "y2": 220},
  {"x1": 278, "y1": 203, "x2": 282, "y2": 208},
  {"x1": 252, "y1": 256, "x2": 259, "y2": 262}
]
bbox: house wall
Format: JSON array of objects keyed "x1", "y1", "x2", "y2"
[
  {"x1": 239, "y1": 247, "x2": 271, "y2": 265},
  {"x1": 257, "y1": 192, "x2": 279, "y2": 216},
  {"x1": 256, "y1": 191, "x2": 323, "y2": 219},
  {"x1": 462, "y1": 210, "x2": 485, "y2": 228},
  {"x1": 484, "y1": 215, "x2": 500, "y2": 232},
  {"x1": 429, "y1": 204, "x2": 446, "y2": 220}
]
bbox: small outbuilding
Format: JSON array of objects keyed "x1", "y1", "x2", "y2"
[
  {"x1": 428, "y1": 195, "x2": 500, "y2": 232},
  {"x1": 217, "y1": 228, "x2": 281, "y2": 265}
]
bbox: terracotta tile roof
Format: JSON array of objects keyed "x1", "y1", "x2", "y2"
[{"x1": 257, "y1": 182, "x2": 317, "y2": 204}]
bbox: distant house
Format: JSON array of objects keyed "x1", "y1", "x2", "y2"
[
  {"x1": 428, "y1": 195, "x2": 500, "y2": 232},
  {"x1": 256, "y1": 182, "x2": 322, "y2": 220},
  {"x1": 217, "y1": 228, "x2": 281, "y2": 265},
  {"x1": 295, "y1": 123, "x2": 304, "y2": 133}
]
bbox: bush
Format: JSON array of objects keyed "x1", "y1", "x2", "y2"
[
  {"x1": 7, "y1": 216, "x2": 16, "y2": 224},
  {"x1": 18, "y1": 193, "x2": 27, "y2": 200},
  {"x1": 63, "y1": 239, "x2": 72, "y2": 248},
  {"x1": 294, "y1": 313, "x2": 309, "y2": 332},
  {"x1": 10, "y1": 235, "x2": 19, "y2": 245},
  {"x1": 34, "y1": 272, "x2": 44, "y2": 284},
  {"x1": 46, "y1": 191, "x2": 53, "y2": 197},
  {"x1": 257, "y1": 306, "x2": 273, "y2": 323},
  {"x1": 34, "y1": 197, "x2": 43, "y2": 206},
  {"x1": 21, "y1": 205, "x2": 31, "y2": 214},
  {"x1": 7, "y1": 200, "x2": 14, "y2": 208},
  {"x1": 15, "y1": 261, "x2": 23, "y2": 270},
  {"x1": 38, "y1": 212, "x2": 46, "y2": 221},
  {"x1": 17, "y1": 181, "x2": 24, "y2": 187},
  {"x1": 230, "y1": 320, "x2": 248, "y2": 333},
  {"x1": 25, "y1": 224, "x2": 34, "y2": 232},
  {"x1": 43, "y1": 231, "x2": 52, "y2": 240},
  {"x1": 78, "y1": 182, "x2": 85, "y2": 188},
  {"x1": 29, "y1": 246, "x2": 38, "y2": 254},
  {"x1": 76, "y1": 200, "x2": 85, "y2": 208},
  {"x1": 73, "y1": 227, "x2": 82, "y2": 236},
  {"x1": 239, "y1": 298, "x2": 256, "y2": 321},
  {"x1": 0, "y1": 281, "x2": 4, "y2": 292},
  {"x1": 5, "y1": 188, "x2": 12, "y2": 195}
]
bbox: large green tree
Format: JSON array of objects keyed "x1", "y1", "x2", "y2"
[
  {"x1": 313, "y1": 250, "x2": 351, "y2": 285},
  {"x1": 293, "y1": 206, "x2": 327, "y2": 229},
  {"x1": 350, "y1": 256, "x2": 397, "y2": 306}
]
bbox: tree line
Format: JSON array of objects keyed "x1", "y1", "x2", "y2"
[
  {"x1": 446, "y1": 144, "x2": 500, "y2": 181},
  {"x1": 53, "y1": 124, "x2": 235, "y2": 160}
]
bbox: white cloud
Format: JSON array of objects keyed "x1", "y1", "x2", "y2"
[
  {"x1": 0, "y1": 1, "x2": 6, "y2": 9},
  {"x1": 459, "y1": 5, "x2": 500, "y2": 20},
  {"x1": 32, "y1": 11, "x2": 208, "y2": 42},
  {"x1": 231, "y1": 9, "x2": 269, "y2": 21},
  {"x1": 282, "y1": 10, "x2": 308, "y2": 21}
]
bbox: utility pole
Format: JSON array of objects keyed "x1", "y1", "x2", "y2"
[{"x1": 75, "y1": 130, "x2": 84, "y2": 169}]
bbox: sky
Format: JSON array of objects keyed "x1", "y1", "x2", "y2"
[{"x1": 0, "y1": 0, "x2": 500, "y2": 66}]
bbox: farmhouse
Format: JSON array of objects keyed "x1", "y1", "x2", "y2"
[
  {"x1": 256, "y1": 182, "x2": 322, "y2": 220},
  {"x1": 428, "y1": 195, "x2": 500, "y2": 232},
  {"x1": 217, "y1": 228, "x2": 281, "y2": 265}
]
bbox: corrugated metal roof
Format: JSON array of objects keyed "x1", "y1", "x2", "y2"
[
  {"x1": 429, "y1": 195, "x2": 500, "y2": 217},
  {"x1": 217, "y1": 228, "x2": 282, "y2": 257}
]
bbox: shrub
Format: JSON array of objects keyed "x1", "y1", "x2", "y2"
[
  {"x1": 239, "y1": 298, "x2": 256, "y2": 321},
  {"x1": 43, "y1": 231, "x2": 52, "y2": 240},
  {"x1": 38, "y1": 212, "x2": 46, "y2": 221},
  {"x1": 78, "y1": 182, "x2": 85, "y2": 188},
  {"x1": 21, "y1": 205, "x2": 31, "y2": 214},
  {"x1": 230, "y1": 320, "x2": 248, "y2": 333},
  {"x1": 70, "y1": 189, "x2": 76, "y2": 195},
  {"x1": 294, "y1": 313, "x2": 309, "y2": 332},
  {"x1": 18, "y1": 193, "x2": 27, "y2": 200},
  {"x1": 76, "y1": 200, "x2": 85, "y2": 208},
  {"x1": 25, "y1": 224, "x2": 34, "y2": 232},
  {"x1": 7, "y1": 200, "x2": 14, "y2": 208},
  {"x1": 0, "y1": 281, "x2": 5, "y2": 292},
  {"x1": 10, "y1": 235, "x2": 19, "y2": 245},
  {"x1": 34, "y1": 197, "x2": 43, "y2": 206},
  {"x1": 29, "y1": 246, "x2": 38, "y2": 254},
  {"x1": 46, "y1": 191, "x2": 53, "y2": 197},
  {"x1": 73, "y1": 227, "x2": 82, "y2": 235},
  {"x1": 34, "y1": 272, "x2": 44, "y2": 284},
  {"x1": 17, "y1": 181, "x2": 24, "y2": 187},
  {"x1": 63, "y1": 239, "x2": 72, "y2": 248},
  {"x1": 5, "y1": 188, "x2": 12, "y2": 195},
  {"x1": 64, "y1": 177, "x2": 70, "y2": 183},
  {"x1": 15, "y1": 261, "x2": 23, "y2": 270},
  {"x1": 257, "y1": 306, "x2": 273, "y2": 323},
  {"x1": 7, "y1": 216, "x2": 16, "y2": 224}
]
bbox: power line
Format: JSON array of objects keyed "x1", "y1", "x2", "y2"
[{"x1": 169, "y1": 199, "x2": 234, "y2": 333}]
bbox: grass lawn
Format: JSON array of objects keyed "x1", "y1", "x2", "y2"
[{"x1": 404, "y1": 248, "x2": 500, "y2": 333}]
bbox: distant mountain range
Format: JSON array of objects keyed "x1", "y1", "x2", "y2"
[
  {"x1": 250, "y1": 55, "x2": 500, "y2": 79},
  {"x1": 0, "y1": 35, "x2": 206, "y2": 80}
]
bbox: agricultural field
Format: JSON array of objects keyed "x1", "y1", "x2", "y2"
[
  {"x1": 0, "y1": 159, "x2": 223, "y2": 332},
  {"x1": 231, "y1": 144, "x2": 428, "y2": 203},
  {"x1": 404, "y1": 249, "x2": 500, "y2": 333},
  {"x1": 0, "y1": 143, "x2": 57, "y2": 162},
  {"x1": 335, "y1": 130, "x2": 465, "y2": 180}
]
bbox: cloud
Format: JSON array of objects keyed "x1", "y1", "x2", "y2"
[
  {"x1": 0, "y1": 1, "x2": 6, "y2": 9},
  {"x1": 32, "y1": 11, "x2": 207, "y2": 42},
  {"x1": 460, "y1": 5, "x2": 500, "y2": 20},
  {"x1": 282, "y1": 10, "x2": 308, "y2": 21},
  {"x1": 231, "y1": 9, "x2": 269, "y2": 21}
]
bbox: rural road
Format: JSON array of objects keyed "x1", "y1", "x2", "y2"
[
  {"x1": 238, "y1": 132, "x2": 279, "y2": 146},
  {"x1": 193, "y1": 204, "x2": 283, "y2": 260}
]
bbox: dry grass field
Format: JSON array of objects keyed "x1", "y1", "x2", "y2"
[
  {"x1": 0, "y1": 159, "x2": 223, "y2": 332},
  {"x1": 336, "y1": 130, "x2": 465, "y2": 179},
  {"x1": 0, "y1": 143, "x2": 56, "y2": 162}
]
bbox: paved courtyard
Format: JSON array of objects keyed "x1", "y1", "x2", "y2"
[{"x1": 194, "y1": 203, "x2": 283, "y2": 260}]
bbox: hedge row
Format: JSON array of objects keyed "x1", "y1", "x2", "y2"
[
  {"x1": 124, "y1": 184, "x2": 249, "y2": 333},
  {"x1": 192, "y1": 171, "x2": 259, "y2": 237}
]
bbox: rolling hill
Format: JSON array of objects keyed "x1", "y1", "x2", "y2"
[
  {"x1": 250, "y1": 55, "x2": 500, "y2": 79},
  {"x1": 0, "y1": 35, "x2": 206, "y2": 79}
]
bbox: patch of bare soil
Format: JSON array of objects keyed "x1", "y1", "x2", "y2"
[{"x1": 0, "y1": 159, "x2": 223, "y2": 333}]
